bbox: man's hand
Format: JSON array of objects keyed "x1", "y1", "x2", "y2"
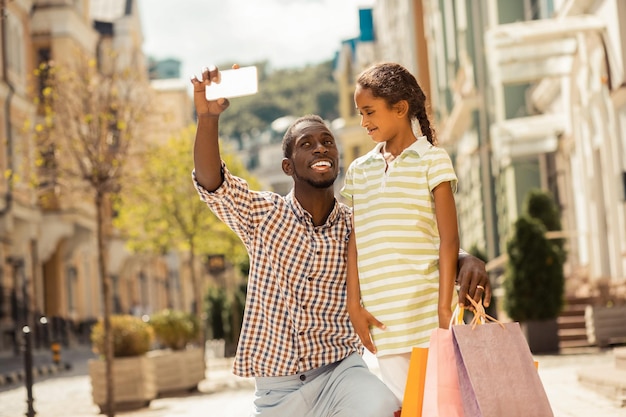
[
  {"x1": 348, "y1": 306, "x2": 385, "y2": 354},
  {"x1": 457, "y1": 254, "x2": 491, "y2": 309},
  {"x1": 190, "y1": 65, "x2": 235, "y2": 116}
]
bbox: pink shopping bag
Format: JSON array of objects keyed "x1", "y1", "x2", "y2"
[{"x1": 421, "y1": 307, "x2": 465, "y2": 417}]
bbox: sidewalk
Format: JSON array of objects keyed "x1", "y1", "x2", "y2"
[
  {"x1": 0, "y1": 343, "x2": 89, "y2": 387},
  {"x1": 1, "y1": 344, "x2": 626, "y2": 417}
]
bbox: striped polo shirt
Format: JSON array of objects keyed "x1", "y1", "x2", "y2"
[
  {"x1": 340, "y1": 136, "x2": 458, "y2": 356},
  {"x1": 193, "y1": 164, "x2": 361, "y2": 377}
]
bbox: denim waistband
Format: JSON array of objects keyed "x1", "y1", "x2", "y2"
[{"x1": 254, "y1": 358, "x2": 345, "y2": 389}]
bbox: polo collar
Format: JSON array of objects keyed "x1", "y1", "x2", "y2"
[{"x1": 366, "y1": 135, "x2": 432, "y2": 161}]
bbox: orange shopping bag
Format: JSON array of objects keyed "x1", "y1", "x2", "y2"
[{"x1": 400, "y1": 347, "x2": 429, "y2": 417}]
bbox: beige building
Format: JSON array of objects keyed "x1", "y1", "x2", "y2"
[{"x1": 0, "y1": 0, "x2": 210, "y2": 355}]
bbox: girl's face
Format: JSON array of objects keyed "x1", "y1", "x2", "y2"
[{"x1": 354, "y1": 85, "x2": 404, "y2": 144}]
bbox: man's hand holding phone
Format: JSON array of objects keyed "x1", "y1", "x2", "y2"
[
  {"x1": 190, "y1": 64, "x2": 258, "y2": 118},
  {"x1": 204, "y1": 65, "x2": 258, "y2": 100}
]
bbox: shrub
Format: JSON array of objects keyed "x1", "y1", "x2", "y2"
[
  {"x1": 503, "y1": 189, "x2": 565, "y2": 322},
  {"x1": 90, "y1": 314, "x2": 154, "y2": 357},
  {"x1": 150, "y1": 309, "x2": 200, "y2": 350}
]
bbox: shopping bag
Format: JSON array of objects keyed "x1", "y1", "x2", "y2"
[
  {"x1": 451, "y1": 297, "x2": 553, "y2": 417},
  {"x1": 400, "y1": 347, "x2": 428, "y2": 417},
  {"x1": 417, "y1": 306, "x2": 465, "y2": 417},
  {"x1": 421, "y1": 328, "x2": 465, "y2": 417}
]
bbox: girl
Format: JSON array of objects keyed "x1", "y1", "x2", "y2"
[{"x1": 341, "y1": 62, "x2": 460, "y2": 402}]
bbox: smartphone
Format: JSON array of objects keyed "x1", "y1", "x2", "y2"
[{"x1": 205, "y1": 66, "x2": 258, "y2": 100}]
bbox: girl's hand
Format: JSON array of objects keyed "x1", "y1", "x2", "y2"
[{"x1": 348, "y1": 305, "x2": 385, "y2": 354}]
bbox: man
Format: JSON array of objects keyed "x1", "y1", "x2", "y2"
[{"x1": 191, "y1": 65, "x2": 491, "y2": 417}]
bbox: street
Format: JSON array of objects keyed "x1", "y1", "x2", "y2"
[
  {"x1": 0, "y1": 348, "x2": 257, "y2": 417},
  {"x1": 1, "y1": 347, "x2": 626, "y2": 417}
]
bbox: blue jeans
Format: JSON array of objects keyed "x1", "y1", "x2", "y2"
[{"x1": 252, "y1": 352, "x2": 400, "y2": 417}]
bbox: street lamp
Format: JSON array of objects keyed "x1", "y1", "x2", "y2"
[{"x1": 22, "y1": 325, "x2": 36, "y2": 417}]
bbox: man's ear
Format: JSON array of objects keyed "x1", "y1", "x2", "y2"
[{"x1": 282, "y1": 158, "x2": 293, "y2": 176}]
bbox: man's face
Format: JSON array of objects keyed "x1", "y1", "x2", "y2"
[{"x1": 284, "y1": 120, "x2": 339, "y2": 189}]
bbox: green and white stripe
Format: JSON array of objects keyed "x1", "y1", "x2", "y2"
[{"x1": 341, "y1": 137, "x2": 457, "y2": 356}]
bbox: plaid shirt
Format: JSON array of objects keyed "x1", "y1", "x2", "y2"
[{"x1": 193, "y1": 165, "x2": 361, "y2": 377}]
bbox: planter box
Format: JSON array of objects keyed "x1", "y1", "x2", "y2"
[
  {"x1": 585, "y1": 305, "x2": 626, "y2": 347},
  {"x1": 520, "y1": 318, "x2": 560, "y2": 354},
  {"x1": 148, "y1": 347, "x2": 205, "y2": 395},
  {"x1": 89, "y1": 355, "x2": 156, "y2": 412}
]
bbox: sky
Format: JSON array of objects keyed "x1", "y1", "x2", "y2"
[{"x1": 137, "y1": 0, "x2": 375, "y2": 80}]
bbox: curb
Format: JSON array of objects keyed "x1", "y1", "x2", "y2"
[{"x1": 0, "y1": 362, "x2": 72, "y2": 387}]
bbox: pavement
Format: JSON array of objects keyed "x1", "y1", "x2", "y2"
[
  {"x1": 0, "y1": 344, "x2": 80, "y2": 387},
  {"x1": 0, "y1": 343, "x2": 625, "y2": 416}
]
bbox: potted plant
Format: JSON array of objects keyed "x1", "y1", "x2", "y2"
[
  {"x1": 148, "y1": 309, "x2": 205, "y2": 395},
  {"x1": 89, "y1": 314, "x2": 156, "y2": 412},
  {"x1": 503, "y1": 189, "x2": 565, "y2": 353}
]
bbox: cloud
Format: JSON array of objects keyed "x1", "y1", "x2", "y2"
[{"x1": 138, "y1": 0, "x2": 373, "y2": 79}]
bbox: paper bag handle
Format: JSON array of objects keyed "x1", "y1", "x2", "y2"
[{"x1": 463, "y1": 294, "x2": 504, "y2": 329}]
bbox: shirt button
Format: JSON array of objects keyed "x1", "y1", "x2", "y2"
[{"x1": 300, "y1": 374, "x2": 306, "y2": 381}]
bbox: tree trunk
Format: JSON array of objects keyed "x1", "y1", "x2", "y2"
[
  {"x1": 188, "y1": 247, "x2": 206, "y2": 373},
  {"x1": 96, "y1": 191, "x2": 115, "y2": 417}
]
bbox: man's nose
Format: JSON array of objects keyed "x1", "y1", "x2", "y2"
[{"x1": 314, "y1": 142, "x2": 328, "y2": 153}]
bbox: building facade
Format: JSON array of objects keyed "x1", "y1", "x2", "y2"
[
  {"x1": 335, "y1": 0, "x2": 626, "y2": 297},
  {"x1": 0, "y1": 0, "x2": 211, "y2": 355}
]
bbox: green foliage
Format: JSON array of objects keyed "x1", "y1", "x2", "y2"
[
  {"x1": 205, "y1": 286, "x2": 228, "y2": 340},
  {"x1": 523, "y1": 188, "x2": 566, "y2": 261},
  {"x1": 33, "y1": 51, "x2": 147, "y2": 194},
  {"x1": 523, "y1": 189, "x2": 562, "y2": 232},
  {"x1": 114, "y1": 125, "x2": 256, "y2": 267},
  {"x1": 504, "y1": 190, "x2": 565, "y2": 321},
  {"x1": 91, "y1": 315, "x2": 154, "y2": 357},
  {"x1": 205, "y1": 282, "x2": 247, "y2": 352},
  {"x1": 218, "y1": 60, "x2": 338, "y2": 144},
  {"x1": 150, "y1": 309, "x2": 200, "y2": 350}
]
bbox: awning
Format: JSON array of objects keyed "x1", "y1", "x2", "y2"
[
  {"x1": 491, "y1": 114, "x2": 565, "y2": 161},
  {"x1": 485, "y1": 15, "x2": 606, "y2": 84}
]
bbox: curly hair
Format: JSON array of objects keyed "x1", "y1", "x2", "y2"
[{"x1": 356, "y1": 62, "x2": 436, "y2": 145}]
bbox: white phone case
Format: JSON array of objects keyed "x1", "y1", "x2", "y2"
[{"x1": 205, "y1": 66, "x2": 258, "y2": 100}]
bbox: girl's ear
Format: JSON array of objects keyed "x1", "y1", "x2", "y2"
[
  {"x1": 282, "y1": 158, "x2": 293, "y2": 175},
  {"x1": 394, "y1": 100, "x2": 409, "y2": 118}
]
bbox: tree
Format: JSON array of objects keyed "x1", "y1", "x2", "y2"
[
  {"x1": 34, "y1": 49, "x2": 149, "y2": 417},
  {"x1": 217, "y1": 60, "x2": 339, "y2": 144},
  {"x1": 504, "y1": 190, "x2": 565, "y2": 322},
  {"x1": 114, "y1": 125, "x2": 258, "y2": 360}
]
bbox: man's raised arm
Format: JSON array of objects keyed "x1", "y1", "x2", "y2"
[{"x1": 190, "y1": 65, "x2": 231, "y2": 192}]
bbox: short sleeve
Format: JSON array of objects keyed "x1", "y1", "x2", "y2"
[{"x1": 427, "y1": 148, "x2": 458, "y2": 193}]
